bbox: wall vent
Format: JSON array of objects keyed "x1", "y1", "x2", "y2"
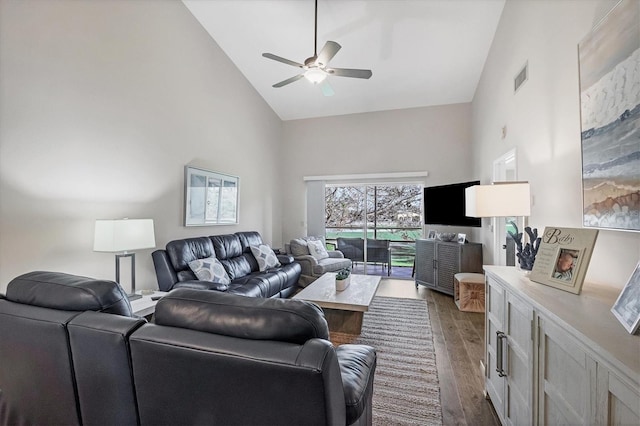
[{"x1": 514, "y1": 62, "x2": 528, "y2": 93}]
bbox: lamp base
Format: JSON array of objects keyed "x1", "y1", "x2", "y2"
[{"x1": 127, "y1": 293, "x2": 142, "y2": 301}]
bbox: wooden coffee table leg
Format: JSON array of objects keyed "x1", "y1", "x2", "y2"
[{"x1": 323, "y1": 308, "x2": 364, "y2": 334}]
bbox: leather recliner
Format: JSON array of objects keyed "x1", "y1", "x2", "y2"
[
  {"x1": 130, "y1": 288, "x2": 377, "y2": 426},
  {"x1": 153, "y1": 231, "x2": 302, "y2": 298},
  {"x1": 0, "y1": 271, "x2": 146, "y2": 426}
]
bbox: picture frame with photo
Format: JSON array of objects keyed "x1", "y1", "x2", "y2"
[
  {"x1": 529, "y1": 227, "x2": 598, "y2": 294},
  {"x1": 611, "y1": 261, "x2": 640, "y2": 334},
  {"x1": 457, "y1": 233, "x2": 466, "y2": 244},
  {"x1": 427, "y1": 230, "x2": 437, "y2": 239}
]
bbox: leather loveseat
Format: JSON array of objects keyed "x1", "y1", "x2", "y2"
[
  {"x1": 0, "y1": 271, "x2": 377, "y2": 426},
  {"x1": 152, "y1": 231, "x2": 301, "y2": 298}
]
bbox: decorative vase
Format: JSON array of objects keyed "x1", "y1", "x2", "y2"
[{"x1": 336, "y1": 276, "x2": 350, "y2": 291}]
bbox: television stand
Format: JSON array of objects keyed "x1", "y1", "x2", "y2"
[{"x1": 414, "y1": 239, "x2": 483, "y2": 295}]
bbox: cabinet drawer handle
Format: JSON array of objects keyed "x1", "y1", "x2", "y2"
[{"x1": 496, "y1": 331, "x2": 507, "y2": 377}]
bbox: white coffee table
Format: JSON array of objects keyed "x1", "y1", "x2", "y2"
[
  {"x1": 129, "y1": 291, "x2": 169, "y2": 317},
  {"x1": 292, "y1": 273, "x2": 381, "y2": 334}
]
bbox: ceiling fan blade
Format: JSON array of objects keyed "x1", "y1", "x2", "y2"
[
  {"x1": 316, "y1": 41, "x2": 341, "y2": 67},
  {"x1": 327, "y1": 68, "x2": 372, "y2": 79},
  {"x1": 273, "y1": 74, "x2": 305, "y2": 88},
  {"x1": 320, "y1": 80, "x2": 334, "y2": 97},
  {"x1": 262, "y1": 53, "x2": 304, "y2": 68}
]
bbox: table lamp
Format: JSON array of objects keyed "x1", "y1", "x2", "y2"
[
  {"x1": 465, "y1": 182, "x2": 532, "y2": 267},
  {"x1": 94, "y1": 218, "x2": 156, "y2": 300},
  {"x1": 465, "y1": 182, "x2": 531, "y2": 218}
]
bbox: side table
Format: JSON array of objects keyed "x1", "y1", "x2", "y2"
[
  {"x1": 129, "y1": 291, "x2": 169, "y2": 318},
  {"x1": 453, "y1": 273, "x2": 485, "y2": 313}
]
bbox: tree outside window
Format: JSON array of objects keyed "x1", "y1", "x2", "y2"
[{"x1": 325, "y1": 184, "x2": 422, "y2": 268}]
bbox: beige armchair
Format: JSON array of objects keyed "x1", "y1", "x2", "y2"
[{"x1": 286, "y1": 237, "x2": 352, "y2": 287}]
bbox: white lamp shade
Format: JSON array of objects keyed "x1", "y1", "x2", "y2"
[
  {"x1": 93, "y1": 219, "x2": 156, "y2": 252},
  {"x1": 465, "y1": 182, "x2": 531, "y2": 218}
]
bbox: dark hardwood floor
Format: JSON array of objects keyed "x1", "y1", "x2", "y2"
[{"x1": 376, "y1": 278, "x2": 500, "y2": 426}]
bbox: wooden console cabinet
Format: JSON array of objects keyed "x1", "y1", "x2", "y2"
[
  {"x1": 415, "y1": 239, "x2": 483, "y2": 295},
  {"x1": 484, "y1": 266, "x2": 640, "y2": 425}
]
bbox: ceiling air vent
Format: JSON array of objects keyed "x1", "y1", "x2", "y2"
[{"x1": 514, "y1": 62, "x2": 528, "y2": 93}]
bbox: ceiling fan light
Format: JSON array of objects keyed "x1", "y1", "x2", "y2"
[{"x1": 304, "y1": 68, "x2": 326, "y2": 84}]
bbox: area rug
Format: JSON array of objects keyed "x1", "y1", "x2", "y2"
[{"x1": 331, "y1": 296, "x2": 443, "y2": 425}]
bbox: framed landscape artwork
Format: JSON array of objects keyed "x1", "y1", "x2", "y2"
[
  {"x1": 184, "y1": 166, "x2": 239, "y2": 226},
  {"x1": 611, "y1": 261, "x2": 640, "y2": 334},
  {"x1": 529, "y1": 227, "x2": 599, "y2": 294},
  {"x1": 578, "y1": 0, "x2": 640, "y2": 232}
]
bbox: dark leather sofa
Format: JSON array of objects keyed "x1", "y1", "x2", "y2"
[
  {"x1": 152, "y1": 231, "x2": 301, "y2": 298},
  {"x1": 0, "y1": 271, "x2": 377, "y2": 426}
]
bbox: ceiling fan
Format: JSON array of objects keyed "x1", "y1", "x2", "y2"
[{"x1": 262, "y1": 0, "x2": 372, "y2": 96}]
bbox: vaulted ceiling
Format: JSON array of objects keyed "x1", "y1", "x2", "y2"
[{"x1": 183, "y1": 0, "x2": 505, "y2": 121}]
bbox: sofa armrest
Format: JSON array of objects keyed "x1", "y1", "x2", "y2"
[
  {"x1": 327, "y1": 251, "x2": 345, "y2": 259},
  {"x1": 293, "y1": 255, "x2": 319, "y2": 276},
  {"x1": 277, "y1": 254, "x2": 295, "y2": 265},
  {"x1": 152, "y1": 250, "x2": 179, "y2": 292},
  {"x1": 173, "y1": 280, "x2": 228, "y2": 292},
  {"x1": 336, "y1": 344, "x2": 377, "y2": 425}
]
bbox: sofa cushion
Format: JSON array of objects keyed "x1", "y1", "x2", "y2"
[
  {"x1": 307, "y1": 239, "x2": 329, "y2": 260},
  {"x1": 5, "y1": 271, "x2": 133, "y2": 317},
  {"x1": 154, "y1": 288, "x2": 329, "y2": 343},
  {"x1": 289, "y1": 238, "x2": 310, "y2": 256},
  {"x1": 166, "y1": 237, "x2": 216, "y2": 273},
  {"x1": 250, "y1": 244, "x2": 281, "y2": 271},
  {"x1": 188, "y1": 257, "x2": 231, "y2": 284},
  {"x1": 314, "y1": 258, "x2": 353, "y2": 276},
  {"x1": 236, "y1": 231, "x2": 264, "y2": 252},
  {"x1": 211, "y1": 234, "x2": 243, "y2": 260}
]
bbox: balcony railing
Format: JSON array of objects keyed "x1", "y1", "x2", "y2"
[{"x1": 326, "y1": 226, "x2": 420, "y2": 277}]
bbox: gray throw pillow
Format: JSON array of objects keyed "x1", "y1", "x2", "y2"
[
  {"x1": 250, "y1": 244, "x2": 281, "y2": 271},
  {"x1": 188, "y1": 257, "x2": 231, "y2": 284},
  {"x1": 290, "y1": 238, "x2": 310, "y2": 256},
  {"x1": 307, "y1": 239, "x2": 329, "y2": 260}
]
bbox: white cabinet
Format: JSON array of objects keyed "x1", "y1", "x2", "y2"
[
  {"x1": 484, "y1": 266, "x2": 640, "y2": 426},
  {"x1": 537, "y1": 315, "x2": 594, "y2": 424},
  {"x1": 485, "y1": 276, "x2": 534, "y2": 426}
]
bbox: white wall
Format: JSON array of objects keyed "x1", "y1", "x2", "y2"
[
  {"x1": 471, "y1": 0, "x2": 639, "y2": 288},
  {"x1": 2, "y1": 0, "x2": 637, "y2": 296},
  {"x1": 0, "y1": 0, "x2": 283, "y2": 293},
  {"x1": 280, "y1": 103, "x2": 476, "y2": 244}
]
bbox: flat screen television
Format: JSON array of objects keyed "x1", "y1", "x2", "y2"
[{"x1": 424, "y1": 180, "x2": 481, "y2": 227}]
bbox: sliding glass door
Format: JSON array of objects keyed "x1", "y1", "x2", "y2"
[{"x1": 325, "y1": 183, "x2": 422, "y2": 277}]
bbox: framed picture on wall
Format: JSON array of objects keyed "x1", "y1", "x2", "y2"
[
  {"x1": 184, "y1": 166, "x2": 239, "y2": 226},
  {"x1": 529, "y1": 227, "x2": 599, "y2": 294},
  {"x1": 578, "y1": 0, "x2": 640, "y2": 232},
  {"x1": 611, "y1": 261, "x2": 640, "y2": 334}
]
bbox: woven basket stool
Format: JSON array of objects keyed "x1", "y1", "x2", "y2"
[{"x1": 454, "y1": 273, "x2": 485, "y2": 313}]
